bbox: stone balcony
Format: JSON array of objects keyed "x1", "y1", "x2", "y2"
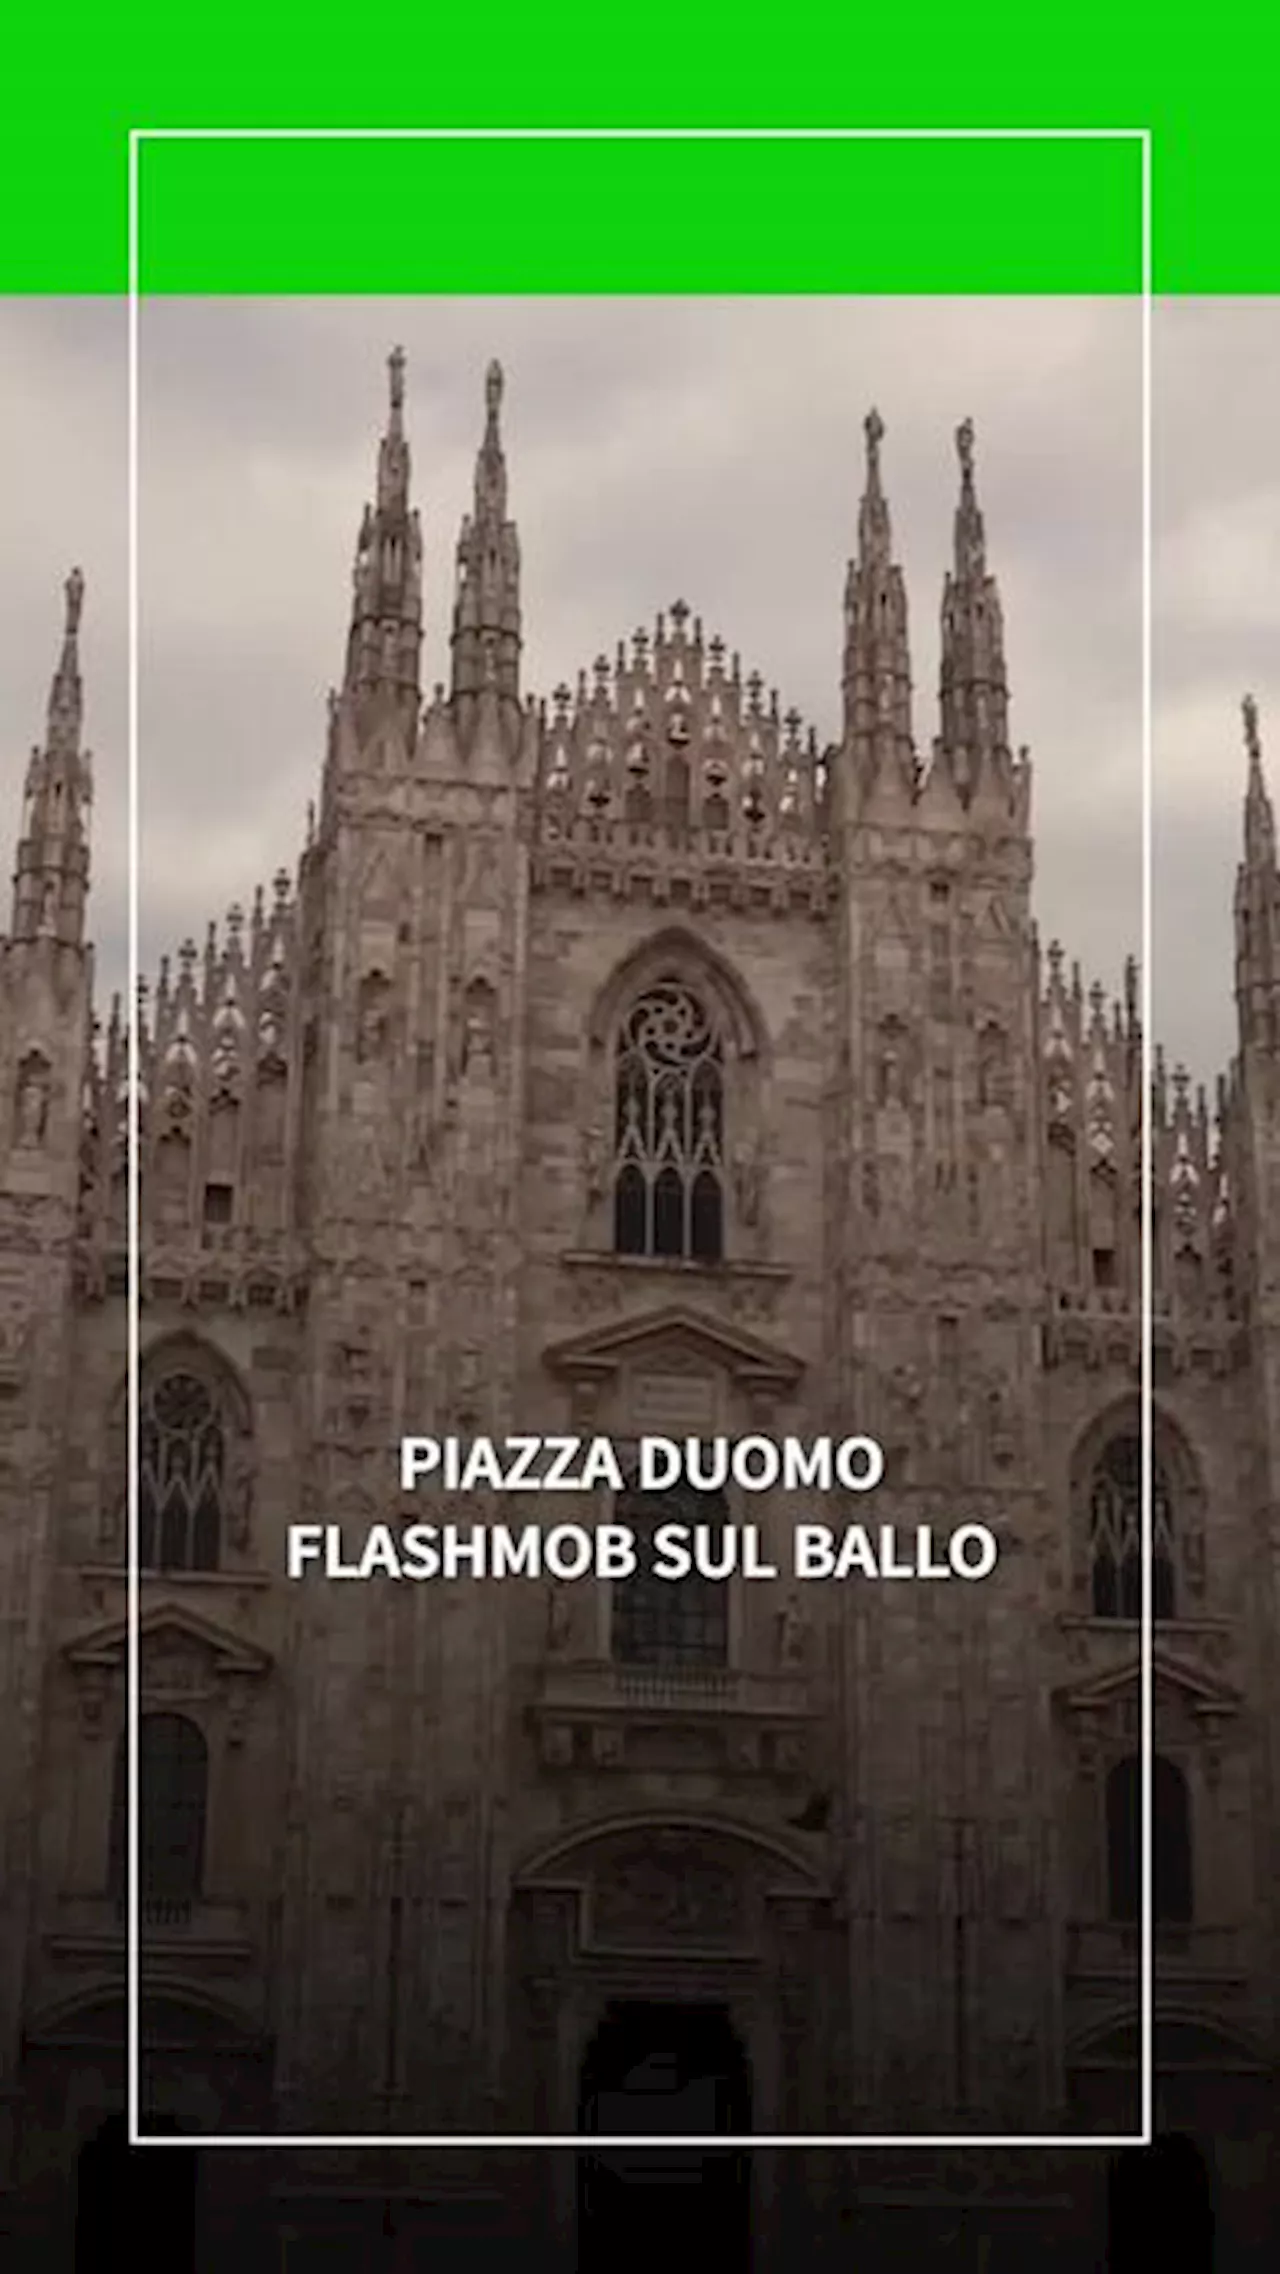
[
  {"x1": 44, "y1": 1891, "x2": 256, "y2": 1972},
  {"x1": 529, "y1": 1657, "x2": 815, "y2": 1780}
]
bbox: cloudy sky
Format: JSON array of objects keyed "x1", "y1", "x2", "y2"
[{"x1": 0, "y1": 296, "x2": 1274, "y2": 1083}]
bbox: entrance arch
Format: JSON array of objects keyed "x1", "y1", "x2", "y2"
[
  {"x1": 577, "y1": 2001, "x2": 752, "y2": 2274},
  {"x1": 509, "y1": 1810, "x2": 829, "y2": 2138}
]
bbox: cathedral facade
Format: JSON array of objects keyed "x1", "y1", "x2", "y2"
[{"x1": 0, "y1": 351, "x2": 1275, "y2": 2269}]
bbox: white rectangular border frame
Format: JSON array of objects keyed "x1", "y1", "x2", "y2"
[{"x1": 126, "y1": 122, "x2": 1154, "y2": 2153}]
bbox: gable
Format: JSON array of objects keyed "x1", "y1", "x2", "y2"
[
  {"x1": 1057, "y1": 1646, "x2": 1240, "y2": 1722},
  {"x1": 541, "y1": 1301, "x2": 804, "y2": 1398},
  {"x1": 64, "y1": 1600, "x2": 272, "y2": 1682}
]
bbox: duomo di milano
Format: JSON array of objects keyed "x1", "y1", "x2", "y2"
[{"x1": 0, "y1": 344, "x2": 1276, "y2": 2273}]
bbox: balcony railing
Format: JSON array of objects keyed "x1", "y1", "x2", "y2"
[
  {"x1": 1066, "y1": 1921, "x2": 1245, "y2": 1980},
  {"x1": 46, "y1": 1892, "x2": 253, "y2": 1964},
  {"x1": 538, "y1": 1660, "x2": 811, "y2": 1717},
  {"x1": 114, "y1": 1894, "x2": 195, "y2": 1927}
]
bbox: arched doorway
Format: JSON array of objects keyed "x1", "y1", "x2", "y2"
[
  {"x1": 1107, "y1": 2130, "x2": 1214, "y2": 2271},
  {"x1": 577, "y1": 2001, "x2": 752, "y2": 2274},
  {"x1": 75, "y1": 2113, "x2": 197, "y2": 2274}
]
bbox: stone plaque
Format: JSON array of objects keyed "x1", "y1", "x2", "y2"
[{"x1": 630, "y1": 1368, "x2": 718, "y2": 1436}]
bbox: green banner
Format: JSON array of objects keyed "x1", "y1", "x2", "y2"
[
  {"x1": 2, "y1": 9, "x2": 1274, "y2": 292},
  {"x1": 132, "y1": 135, "x2": 1143, "y2": 297}
]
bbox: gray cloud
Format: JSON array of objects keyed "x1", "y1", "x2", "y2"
[{"x1": 0, "y1": 294, "x2": 1271, "y2": 1083}]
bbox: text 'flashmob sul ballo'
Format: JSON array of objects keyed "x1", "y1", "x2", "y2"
[{"x1": 283, "y1": 1435, "x2": 1001, "y2": 1582}]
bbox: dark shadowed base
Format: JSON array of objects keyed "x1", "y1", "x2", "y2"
[
  {"x1": 577, "y1": 2000, "x2": 753, "y2": 2274},
  {"x1": 74, "y1": 2115, "x2": 197, "y2": 2274}
]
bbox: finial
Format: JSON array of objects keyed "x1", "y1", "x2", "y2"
[
  {"x1": 956, "y1": 417, "x2": 976, "y2": 481},
  {"x1": 1243, "y1": 691, "x2": 1261, "y2": 764},
  {"x1": 486, "y1": 359, "x2": 503, "y2": 415},
  {"x1": 65, "y1": 567, "x2": 84, "y2": 636},
  {"x1": 388, "y1": 346, "x2": 406, "y2": 413},
  {"x1": 864, "y1": 407, "x2": 884, "y2": 471}
]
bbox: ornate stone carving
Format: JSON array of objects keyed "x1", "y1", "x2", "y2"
[
  {"x1": 0, "y1": 1306, "x2": 31, "y2": 1391},
  {"x1": 982, "y1": 1375, "x2": 1018, "y2": 1470},
  {"x1": 590, "y1": 1834, "x2": 745, "y2": 1948},
  {"x1": 539, "y1": 1722, "x2": 574, "y2": 1768},
  {"x1": 142, "y1": 1636, "x2": 210, "y2": 1698}
]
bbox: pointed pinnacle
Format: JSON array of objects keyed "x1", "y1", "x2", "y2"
[
  {"x1": 65, "y1": 567, "x2": 85, "y2": 636},
  {"x1": 1243, "y1": 691, "x2": 1262, "y2": 767},
  {"x1": 388, "y1": 346, "x2": 406, "y2": 414},
  {"x1": 1243, "y1": 690, "x2": 1275, "y2": 866}
]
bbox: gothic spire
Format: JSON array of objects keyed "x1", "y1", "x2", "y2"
[
  {"x1": 842, "y1": 408, "x2": 914, "y2": 798},
  {"x1": 1242, "y1": 691, "x2": 1275, "y2": 870},
  {"x1": 450, "y1": 359, "x2": 522, "y2": 749},
  {"x1": 1234, "y1": 693, "x2": 1279, "y2": 1054},
  {"x1": 340, "y1": 346, "x2": 423, "y2": 727},
  {"x1": 11, "y1": 568, "x2": 92, "y2": 945},
  {"x1": 938, "y1": 417, "x2": 1013, "y2": 805}
]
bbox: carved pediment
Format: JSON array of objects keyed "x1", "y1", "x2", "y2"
[
  {"x1": 1058, "y1": 1648, "x2": 1241, "y2": 1725},
  {"x1": 514, "y1": 1809, "x2": 825, "y2": 1962},
  {"x1": 65, "y1": 1602, "x2": 272, "y2": 1690},
  {"x1": 542, "y1": 1301, "x2": 804, "y2": 1398}
]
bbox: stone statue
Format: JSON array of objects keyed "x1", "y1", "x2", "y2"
[
  {"x1": 777, "y1": 1590, "x2": 810, "y2": 1669},
  {"x1": 462, "y1": 987, "x2": 495, "y2": 1079},
  {"x1": 226, "y1": 1440, "x2": 254, "y2": 1548},
  {"x1": 546, "y1": 1585, "x2": 573, "y2": 1656},
  {"x1": 582, "y1": 1121, "x2": 607, "y2": 1201},
  {"x1": 15, "y1": 1060, "x2": 50, "y2": 1149},
  {"x1": 732, "y1": 1138, "x2": 762, "y2": 1227},
  {"x1": 984, "y1": 1379, "x2": 1016, "y2": 1470},
  {"x1": 356, "y1": 980, "x2": 388, "y2": 1063},
  {"x1": 878, "y1": 1025, "x2": 909, "y2": 1108},
  {"x1": 978, "y1": 1025, "x2": 1008, "y2": 1110}
]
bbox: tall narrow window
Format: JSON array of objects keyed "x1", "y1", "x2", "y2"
[
  {"x1": 138, "y1": 1366, "x2": 228, "y2": 1573},
  {"x1": 611, "y1": 1484, "x2": 730, "y2": 1669},
  {"x1": 1089, "y1": 1436, "x2": 1176, "y2": 1620},
  {"x1": 1106, "y1": 1754, "x2": 1193, "y2": 1925},
  {"x1": 612, "y1": 980, "x2": 724, "y2": 1263},
  {"x1": 108, "y1": 1713, "x2": 208, "y2": 1909}
]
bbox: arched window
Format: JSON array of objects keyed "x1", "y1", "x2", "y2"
[
  {"x1": 1089, "y1": 1435, "x2": 1176, "y2": 1620},
  {"x1": 612, "y1": 980, "x2": 724, "y2": 1264},
  {"x1": 138, "y1": 1361, "x2": 231, "y2": 1573},
  {"x1": 1106, "y1": 1754, "x2": 1193, "y2": 1925},
  {"x1": 108, "y1": 1714, "x2": 208, "y2": 1909},
  {"x1": 610, "y1": 1484, "x2": 730, "y2": 1669}
]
